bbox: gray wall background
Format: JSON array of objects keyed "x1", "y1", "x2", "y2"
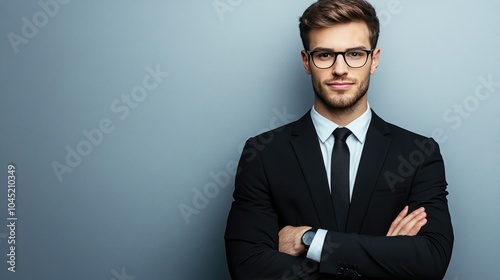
[{"x1": 1, "y1": 0, "x2": 499, "y2": 279}]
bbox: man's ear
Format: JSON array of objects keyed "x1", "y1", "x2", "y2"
[
  {"x1": 301, "y1": 50, "x2": 312, "y2": 75},
  {"x1": 370, "y1": 48, "x2": 381, "y2": 75}
]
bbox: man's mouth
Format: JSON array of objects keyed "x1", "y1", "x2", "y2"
[{"x1": 327, "y1": 81, "x2": 355, "y2": 90}]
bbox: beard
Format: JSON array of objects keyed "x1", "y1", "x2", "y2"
[{"x1": 313, "y1": 74, "x2": 370, "y2": 114}]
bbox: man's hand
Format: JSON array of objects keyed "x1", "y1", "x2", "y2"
[
  {"x1": 386, "y1": 206, "x2": 427, "y2": 236},
  {"x1": 278, "y1": 225, "x2": 311, "y2": 256}
]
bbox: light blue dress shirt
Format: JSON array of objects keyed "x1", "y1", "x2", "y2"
[{"x1": 306, "y1": 104, "x2": 372, "y2": 262}]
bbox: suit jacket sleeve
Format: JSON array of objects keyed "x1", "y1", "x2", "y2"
[{"x1": 225, "y1": 137, "x2": 305, "y2": 280}]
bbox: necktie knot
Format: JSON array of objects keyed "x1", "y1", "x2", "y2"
[{"x1": 333, "y1": 127, "x2": 352, "y2": 142}]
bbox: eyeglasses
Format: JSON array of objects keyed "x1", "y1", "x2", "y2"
[{"x1": 306, "y1": 49, "x2": 374, "y2": 69}]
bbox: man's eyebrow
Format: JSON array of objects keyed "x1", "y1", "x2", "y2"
[{"x1": 312, "y1": 46, "x2": 369, "y2": 52}]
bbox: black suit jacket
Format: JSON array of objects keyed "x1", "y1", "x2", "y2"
[{"x1": 225, "y1": 111, "x2": 453, "y2": 279}]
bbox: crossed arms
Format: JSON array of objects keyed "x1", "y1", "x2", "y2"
[
  {"x1": 278, "y1": 205, "x2": 427, "y2": 257},
  {"x1": 225, "y1": 136, "x2": 453, "y2": 279}
]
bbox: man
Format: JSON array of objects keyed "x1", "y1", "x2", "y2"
[{"x1": 225, "y1": 0, "x2": 453, "y2": 279}]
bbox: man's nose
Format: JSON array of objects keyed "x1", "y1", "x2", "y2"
[{"x1": 331, "y1": 54, "x2": 349, "y2": 76}]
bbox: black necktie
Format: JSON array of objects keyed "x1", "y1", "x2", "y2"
[{"x1": 331, "y1": 127, "x2": 352, "y2": 232}]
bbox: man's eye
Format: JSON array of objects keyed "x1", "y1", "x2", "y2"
[
  {"x1": 316, "y1": 52, "x2": 333, "y2": 60},
  {"x1": 347, "y1": 51, "x2": 364, "y2": 59}
]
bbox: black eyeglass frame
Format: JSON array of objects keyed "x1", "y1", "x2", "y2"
[{"x1": 306, "y1": 49, "x2": 374, "y2": 69}]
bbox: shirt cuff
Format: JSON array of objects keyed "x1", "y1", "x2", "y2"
[{"x1": 306, "y1": 229, "x2": 327, "y2": 262}]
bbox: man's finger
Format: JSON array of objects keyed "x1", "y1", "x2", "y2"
[
  {"x1": 391, "y1": 208, "x2": 425, "y2": 235},
  {"x1": 407, "y1": 218, "x2": 427, "y2": 236},
  {"x1": 387, "y1": 207, "x2": 426, "y2": 236},
  {"x1": 396, "y1": 211, "x2": 427, "y2": 236},
  {"x1": 387, "y1": 206, "x2": 408, "y2": 236}
]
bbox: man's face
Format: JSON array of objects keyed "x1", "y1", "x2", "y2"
[{"x1": 301, "y1": 22, "x2": 380, "y2": 115}]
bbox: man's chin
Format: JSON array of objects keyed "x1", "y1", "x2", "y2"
[
  {"x1": 320, "y1": 93, "x2": 365, "y2": 111},
  {"x1": 325, "y1": 93, "x2": 356, "y2": 107},
  {"x1": 318, "y1": 97, "x2": 355, "y2": 110},
  {"x1": 327, "y1": 102, "x2": 356, "y2": 111}
]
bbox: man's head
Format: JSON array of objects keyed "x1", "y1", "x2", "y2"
[{"x1": 299, "y1": 0, "x2": 381, "y2": 120}]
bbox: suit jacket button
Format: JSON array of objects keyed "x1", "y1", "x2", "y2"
[{"x1": 336, "y1": 267, "x2": 345, "y2": 275}]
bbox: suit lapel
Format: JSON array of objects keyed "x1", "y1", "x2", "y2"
[
  {"x1": 346, "y1": 112, "x2": 392, "y2": 233},
  {"x1": 290, "y1": 113, "x2": 338, "y2": 230}
]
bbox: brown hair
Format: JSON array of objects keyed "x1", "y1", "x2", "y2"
[{"x1": 299, "y1": 0, "x2": 380, "y2": 50}]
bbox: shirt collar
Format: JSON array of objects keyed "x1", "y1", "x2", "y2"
[{"x1": 310, "y1": 104, "x2": 372, "y2": 144}]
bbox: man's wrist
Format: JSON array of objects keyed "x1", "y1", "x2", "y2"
[{"x1": 301, "y1": 227, "x2": 318, "y2": 250}]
